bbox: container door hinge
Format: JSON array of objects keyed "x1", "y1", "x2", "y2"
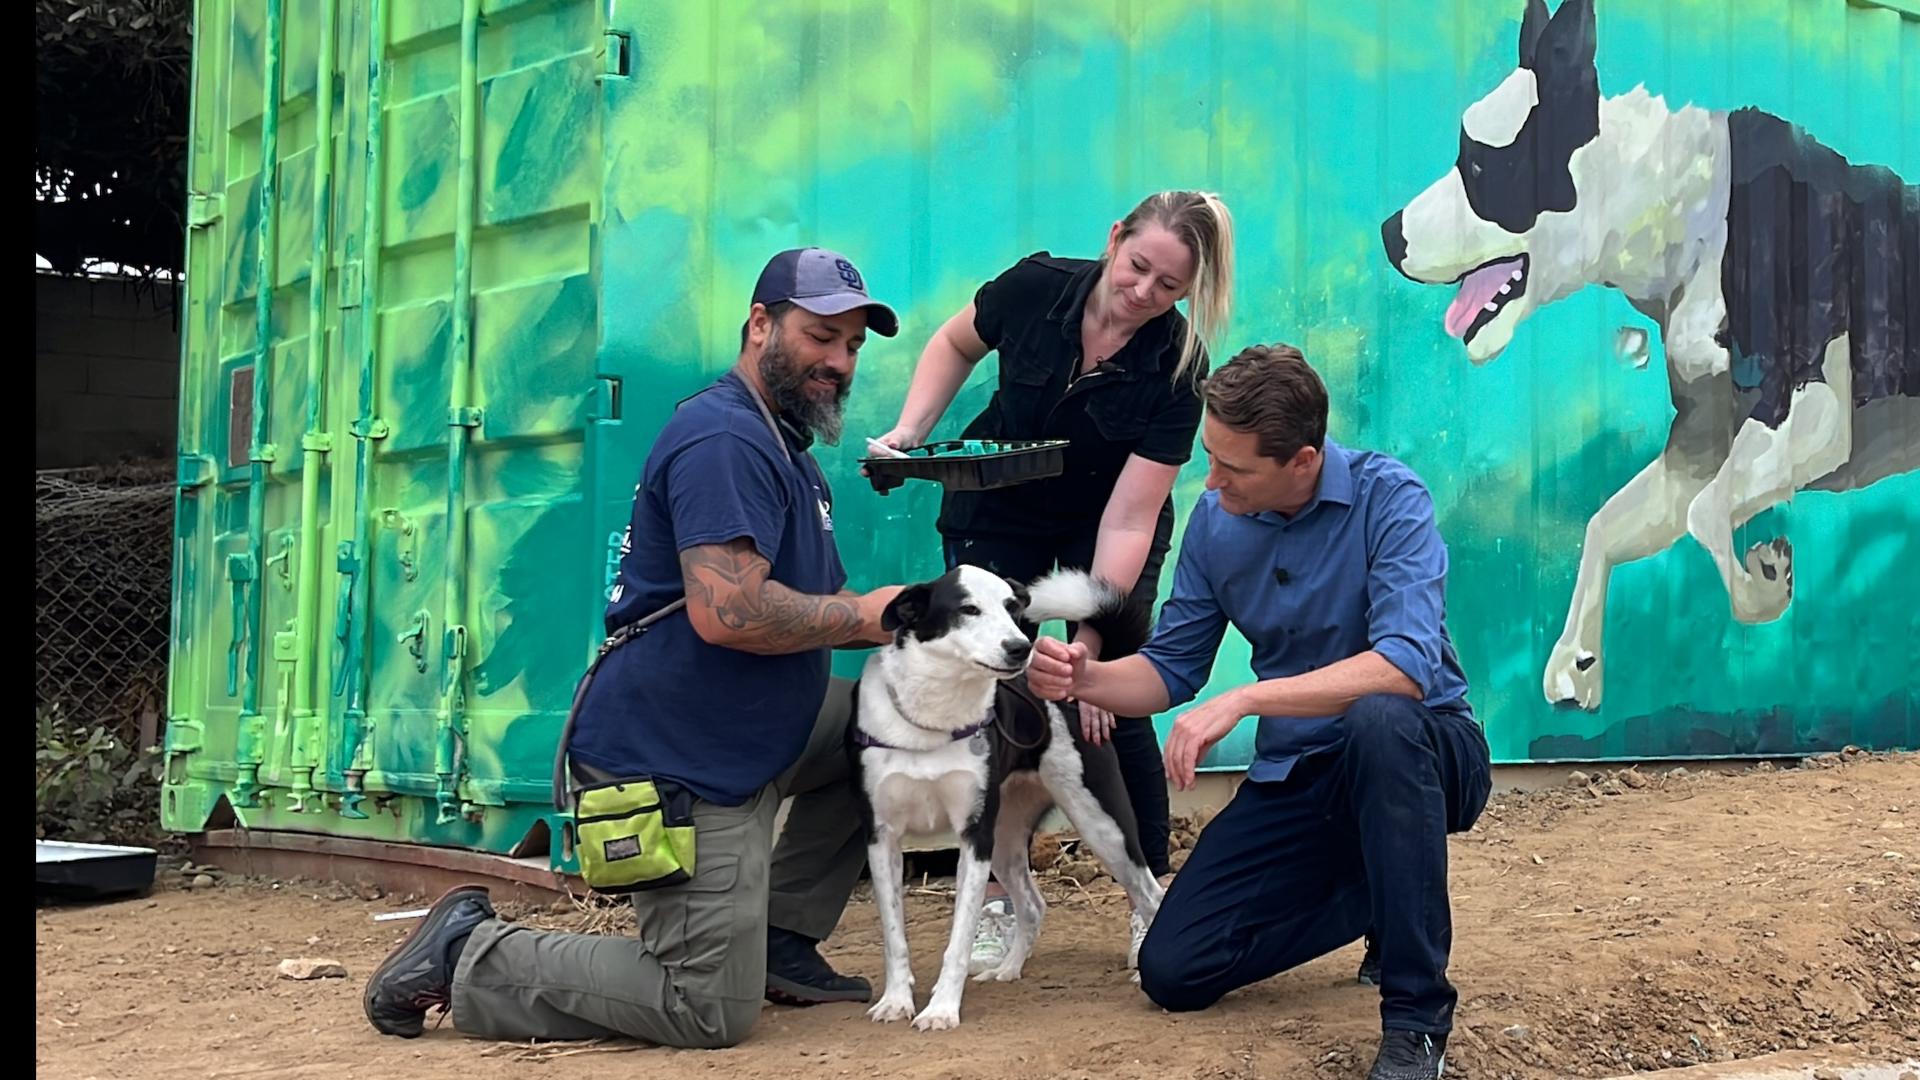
[
  {"x1": 188, "y1": 192, "x2": 224, "y2": 229},
  {"x1": 591, "y1": 375, "x2": 622, "y2": 422},
  {"x1": 602, "y1": 30, "x2": 633, "y2": 78},
  {"x1": 177, "y1": 453, "x2": 214, "y2": 489}
]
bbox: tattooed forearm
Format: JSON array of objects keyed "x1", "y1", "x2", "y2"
[{"x1": 679, "y1": 539, "x2": 865, "y2": 654}]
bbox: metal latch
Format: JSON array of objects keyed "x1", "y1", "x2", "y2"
[{"x1": 398, "y1": 610, "x2": 431, "y2": 674}]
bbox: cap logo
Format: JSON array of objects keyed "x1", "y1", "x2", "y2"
[{"x1": 833, "y1": 258, "x2": 864, "y2": 291}]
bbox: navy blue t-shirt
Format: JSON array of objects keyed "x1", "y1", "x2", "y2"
[{"x1": 568, "y1": 371, "x2": 848, "y2": 805}]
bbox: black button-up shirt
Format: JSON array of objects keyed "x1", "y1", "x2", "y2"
[{"x1": 937, "y1": 252, "x2": 1207, "y2": 542}]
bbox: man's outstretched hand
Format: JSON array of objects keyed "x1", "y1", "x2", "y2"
[
  {"x1": 1163, "y1": 691, "x2": 1250, "y2": 792},
  {"x1": 1027, "y1": 637, "x2": 1087, "y2": 701}
]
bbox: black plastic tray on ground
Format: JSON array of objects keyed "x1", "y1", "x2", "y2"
[
  {"x1": 861, "y1": 439, "x2": 1069, "y2": 494},
  {"x1": 36, "y1": 840, "x2": 160, "y2": 902}
]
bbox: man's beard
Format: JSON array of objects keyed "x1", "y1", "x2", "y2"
[{"x1": 758, "y1": 332, "x2": 849, "y2": 446}]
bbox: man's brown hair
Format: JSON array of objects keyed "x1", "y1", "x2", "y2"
[{"x1": 1202, "y1": 343, "x2": 1329, "y2": 462}]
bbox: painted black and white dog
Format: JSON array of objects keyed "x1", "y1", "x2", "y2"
[
  {"x1": 850, "y1": 564, "x2": 1162, "y2": 1031},
  {"x1": 1382, "y1": 0, "x2": 1917, "y2": 711}
]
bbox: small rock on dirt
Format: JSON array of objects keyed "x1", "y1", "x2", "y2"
[
  {"x1": 1618, "y1": 768, "x2": 1649, "y2": 789},
  {"x1": 1501, "y1": 1024, "x2": 1532, "y2": 1042},
  {"x1": 189, "y1": 874, "x2": 215, "y2": 890},
  {"x1": 276, "y1": 958, "x2": 348, "y2": 980},
  {"x1": 1567, "y1": 770, "x2": 1591, "y2": 787}
]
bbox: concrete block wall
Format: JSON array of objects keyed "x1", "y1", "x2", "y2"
[{"x1": 36, "y1": 273, "x2": 182, "y2": 469}]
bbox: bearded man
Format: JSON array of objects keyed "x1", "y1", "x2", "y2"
[{"x1": 362, "y1": 248, "x2": 906, "y2": 1050}]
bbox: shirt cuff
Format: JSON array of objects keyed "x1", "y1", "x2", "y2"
[{"x1": 1371, "y1": 636, "x2": 1432, "y2": 697}]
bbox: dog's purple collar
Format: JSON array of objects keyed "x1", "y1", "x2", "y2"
[
  {"x1": 851, "y1": 679, "x2": 991, "y2": 751},
  {"x1": 850, "y1": 720, "x2": 988, "y2": 752}
]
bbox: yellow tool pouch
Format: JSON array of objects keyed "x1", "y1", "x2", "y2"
[{"x1": 571, "y1": 775, "x2": 697, "y2": 893}]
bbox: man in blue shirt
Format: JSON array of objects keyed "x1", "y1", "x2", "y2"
[
  {"x1": 363, "y1": 248, "x2": 905, "y2": 1050},
  {"x1": 1029, "y1": 343, "x2": 1491, "y2": 1080}
]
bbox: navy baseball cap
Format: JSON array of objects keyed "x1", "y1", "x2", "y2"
[{"x1": 751, "y1": 247, "x2": 900, "y2": 337}]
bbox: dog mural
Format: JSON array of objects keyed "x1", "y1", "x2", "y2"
[{"x1": 1382, "y1": 0, "x2": 1918, "y2": 711}]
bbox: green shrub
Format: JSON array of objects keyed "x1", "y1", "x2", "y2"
[{"x1": 36, "y1": 706, "x2": 163, "y2": 846}]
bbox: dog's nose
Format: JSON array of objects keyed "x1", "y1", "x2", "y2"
[
  {"x1": 1001, "y1": 638, "x2": 1033, "y2": 664},
  {"x1": 1381, "y1": 210, "x2": 1409, "y2": 271}
]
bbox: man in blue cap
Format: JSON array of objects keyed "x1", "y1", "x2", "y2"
[{"x1": 363, "y1": 248, "x2": 906, "y2": 1049}]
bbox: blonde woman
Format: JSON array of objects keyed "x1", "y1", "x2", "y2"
[{"x1": 873, "y1": 190, "x2": 1235, "y2": 971}]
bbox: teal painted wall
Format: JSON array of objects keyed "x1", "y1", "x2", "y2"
[{"x1": 165, "y1": 0, "x2": 1916, "y2": 858}]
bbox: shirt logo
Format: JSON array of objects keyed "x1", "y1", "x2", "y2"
[{"x1": 817, "y1": 497, "x2": 834, "y2": 532}]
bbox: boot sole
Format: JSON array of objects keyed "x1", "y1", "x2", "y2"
[{"x1": 764, "y1": 972, "x2": 872, "y2": 1006}]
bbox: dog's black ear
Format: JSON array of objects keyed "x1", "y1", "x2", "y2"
[
  {"x1": 1518, "y1": 0, "x2": 1550, "y2": 67},
  {"x1": 1004, "y1": 577, "x2": 1031, "y2": 612},
  {"x1": 881, "y1": 583, "x2": 932, "y2": 633},
  {"x1": 1536, "y1": 0, "x2": 1596, "y2": 78}
]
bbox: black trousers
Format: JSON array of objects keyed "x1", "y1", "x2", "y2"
[
  {"x1": 941, "y1": 520, "x2": 1174, "y2": 876},
  {"x1": 1136, "y1": 694, "x2": 1492, "y2": 1034}
]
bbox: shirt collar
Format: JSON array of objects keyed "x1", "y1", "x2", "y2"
[
  {"x1": 1316, "y1": 437, "x2": 1354, "y2": 506},
  {"x1": 1247, "y1": 437, "x2": 1353, "y2": 525}
]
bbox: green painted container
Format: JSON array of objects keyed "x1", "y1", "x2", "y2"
[{"x1": 165, "y1": 0, "x2": 1919, "y2": 861}]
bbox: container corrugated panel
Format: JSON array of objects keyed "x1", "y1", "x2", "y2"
[{"x1": 165, "y1": 0, "x2": 1919, "y2": 859}]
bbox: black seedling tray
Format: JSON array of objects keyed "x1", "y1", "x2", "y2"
[
  {"x1": 862, "y1": 439, "x2": 1069, "y2": 495},
  {"x1": 36, "y1": 840, "x2": 160, "y2": 902}
]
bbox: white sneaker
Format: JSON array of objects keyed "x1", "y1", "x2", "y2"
[{"x1": 968, "y1": 898, "x2": 1013, "y2": 974}]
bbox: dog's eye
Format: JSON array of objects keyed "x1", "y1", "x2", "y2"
[{"x1": 959, "y1": 604, "x2": 981, "y2": 616}]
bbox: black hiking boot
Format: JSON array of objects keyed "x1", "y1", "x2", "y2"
[
  {"x1": 362, "y1": 884, "x2": 495, "y2": 1037},
  {"x1": 1367, "y1": 1029, "x2": 1448, "y2": 1080},
  {"x1": 764, "y1": 925, "x2": 872, "y2": 1006}
]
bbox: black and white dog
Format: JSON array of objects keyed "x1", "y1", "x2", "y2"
[
  {"x1": 850, "y1": 564, "x2": 1162, "y2": 1031},
  {"x1": 1382, "y1": 0, "x2": 1917, "y2": 710}
]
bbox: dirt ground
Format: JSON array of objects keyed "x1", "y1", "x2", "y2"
[{"x1": 36, "y1": 752, "x2": 1920, "y2": 1080}]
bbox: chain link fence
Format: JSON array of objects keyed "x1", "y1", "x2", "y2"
[{"x1": 35, "y1": 462, "x2": 176, "y2": 748}]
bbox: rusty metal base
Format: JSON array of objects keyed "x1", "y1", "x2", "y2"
[{"x1": 190, "y1": 829, "x2": 581, "y2": 905}]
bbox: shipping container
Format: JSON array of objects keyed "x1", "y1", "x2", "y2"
[{"x1": 164, "y1": 0, "x2": 1919, "y2": 862}]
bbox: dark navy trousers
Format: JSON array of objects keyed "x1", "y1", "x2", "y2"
[{"x1": 1136, "y1": 693, "x2": 1492, "y2": 1035}]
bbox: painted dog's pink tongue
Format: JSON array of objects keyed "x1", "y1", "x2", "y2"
[{"x1": 1445, "y1": 258, "x2": 1522, "y2": 338}]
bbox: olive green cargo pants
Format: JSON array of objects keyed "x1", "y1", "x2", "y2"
[{"x1": 448, "y1": 678, "x2": 866, "y2": 1048}]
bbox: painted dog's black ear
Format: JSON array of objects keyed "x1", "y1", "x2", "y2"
[
  {"x1": 1519, "y1": 0, "x2": 1550, "y2": 67},
  {"x1": 1536, "y1": 0, "x2": 1596, "y2": 78},
  {"x1": 881, "y1": 583, "x2": 933, "y2": 633},
  {"x1": 1004, "y1": 577, "x2": 1031, "y2": 612}
]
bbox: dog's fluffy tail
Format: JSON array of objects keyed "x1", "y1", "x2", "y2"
[{"x1": 1023, "y1": 569, "x2": 1153, "y2": 656}]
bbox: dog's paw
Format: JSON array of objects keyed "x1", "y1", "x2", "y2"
[
  {"x1": 1542, "y1": 641, "x2": 1602, "y2": 711},
  {"x1": 1127, "y1": 910, "x2": 1149, "y2": 970},
  {"x1": 1735, "y1": 538, "x2": 1793, "y2": 624},
  {"x1": 911, "y1": 1002, "x2": 962, "y2": 1032},
  {"x1": 867, "y1": 992, "x2": 916, "y2": 1023}
]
